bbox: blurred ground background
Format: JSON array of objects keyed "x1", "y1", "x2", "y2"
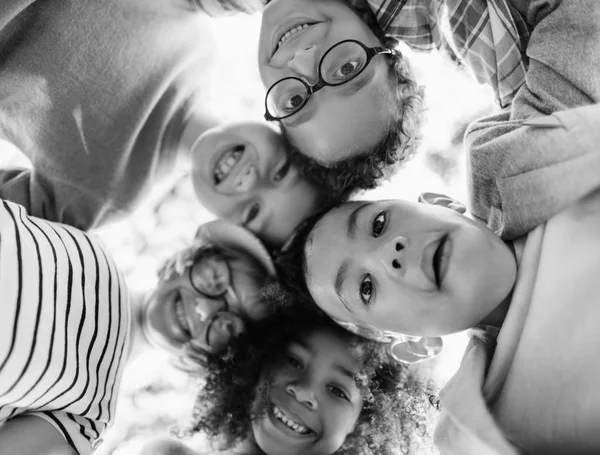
[{"x1": 0, "y1": 9, "x2": 496, "y2": 455}]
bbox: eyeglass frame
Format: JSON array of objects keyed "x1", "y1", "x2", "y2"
[
  {"x1": 263, "y1": 39, "x2": 396, "y2": 121},
  {"x1": 187, "y1": 250, "x2": 240, "y2": 309}
]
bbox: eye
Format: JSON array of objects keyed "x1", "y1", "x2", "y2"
[
  {"x1": 372, "y1": 211, "x2": 386, "y2": 238},
  {"x1": 273, "y1": 159, "x2": 291, "y2": 182},
  {"x1": 359, "y1": 275, "x2": 373, "y2": 306},
  {"x1": 243, "y1": 202, "x2": 260, "y2": 226},
  {"x1": 281, "y1": 92, "x2": 308, "y2": 114},
  {"x1": 332, "y1": 60, "x2": 362, "y2": 80},
  {"x1": 328, "y1": 385, "x2": 349, "y2": 401},
  {"x1": 286, "y1": 355, "x2": 302, "y2": 369}
]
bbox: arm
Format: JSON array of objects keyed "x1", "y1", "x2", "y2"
[
  {"x1": 467, "y1": 103, "x2": 600, "y2": 239},
  {"x1": 0, "y1": 415, "x2": 76, "y2": 455},
  {"x1": 0, "y1": 166, "x2": 122, "y2": 230},
  {"x1": 466, "y1": 0, "x2": 600, "y2": 238}
]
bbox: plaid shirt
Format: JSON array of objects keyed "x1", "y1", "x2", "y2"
[{"x1": 348, "y1": 0, "x2": 530, "y2": 107}]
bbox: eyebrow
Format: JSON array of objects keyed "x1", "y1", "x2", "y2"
[
  {"x1": 334, "y1": 260, "x2": 354, "y2": 315},
  {"x1": 347, "y1": 202, "x2": 371, "y2": 240},
  {"x1": 334, "y1": 364, "x2": 358, "y2": 381}
]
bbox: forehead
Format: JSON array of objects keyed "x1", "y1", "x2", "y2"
[
  {"x1": 284, "y1": 62, "x2": 392, "y2": 163},
  {"x1": 294, "y1": 328, "x2": 360, "y2": 366}
]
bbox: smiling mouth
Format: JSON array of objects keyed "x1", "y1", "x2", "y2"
[
  {"x1": 272, "y1": 404, "x2": 313, "y2": 436},
  {"x1": 276, "y1": 22, "x2": 315, "y2": 50},
  {"x1": 432, "y1": 235, "x2": 448, "y2": 288},
  {"x1": 174, "y1": 293, "x2": 192, "y2": 338},
  {"x1": 214, "y1": 145, "x2": 244, "y2": 185}
]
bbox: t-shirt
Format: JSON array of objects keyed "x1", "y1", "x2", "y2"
[
  {"x1": 0, "y1": 199, "x2": 131, "y2": 454},
  {"x1": 0, "y1": 0, "x2": 254, "y2": 229},
  {"x1": 435, "y1": 185, "x2": 600, "y2": 454}
]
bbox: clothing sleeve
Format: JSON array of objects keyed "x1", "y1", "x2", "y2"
[
  {"x1": 434, "y1": 338, "x2": 523, "y2": 455},
  {"x1": 0, "y1": 166, "x2": 124, "y2": 230},
  {"x1": 467, "y1": 104, "x2": 600, "y2": 239},
  {"x1": 465, "y1": 0, "x2": 600, "y2": 239},
  {"x1": 188, "y1": 0, "x2": 264, "y2": 15},
  {"x1": 28, "y1": 411, "x2": 102, "y2": 455}
]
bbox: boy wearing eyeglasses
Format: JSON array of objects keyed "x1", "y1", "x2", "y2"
[{"x1": 256, "y1": 0, "x2": 532, "y2": 192}]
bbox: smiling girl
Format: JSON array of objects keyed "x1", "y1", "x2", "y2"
[
  {"x1": 184, "y1": 293, "x2": 438, "y2": 455},
  {"x1": 187, "y1": 120, "x2": 345, "y2": 248}
]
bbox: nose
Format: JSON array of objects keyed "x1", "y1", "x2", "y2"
[
  {"x1": 381, "y1": 236, "x2": 407, "y2": 277},
  {"x1": 193, "y1": 297, "x2": 226, "y2": 321},
  {"x1": 285, "y1": 381, "x2": 318, "y2": 410},
  {"x1": 287, "y1": 45, "x2": 319, "y2": 84},
  {"x1": 235, "y1": 165, "x2": 258, "y2": 193}
]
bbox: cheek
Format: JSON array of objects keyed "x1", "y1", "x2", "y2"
[{"x1": 319, "y1": 403, "x2": 360, "y2": 452}]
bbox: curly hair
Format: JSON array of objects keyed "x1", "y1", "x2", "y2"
[
  {"x1": 187, "y1": 293, "x2": 438, "y2": 455},
  {"x1": 282, "y1": 43, "x2": 425, "y2": 197}
]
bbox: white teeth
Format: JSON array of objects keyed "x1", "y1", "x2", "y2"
[
  {"x1": 214, "y1": 148, "x2": 244, "y2": 184},
  {"x1": 174, "y1": 295, "x2": 191, "y2": 336},
  {"x1": 277, "y1": 23, "x2": 312, "y2": 49},
  {"x1": 273, "y1": 405, "x2": 311, "y2": 435}
]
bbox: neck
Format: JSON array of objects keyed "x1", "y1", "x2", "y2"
[{"x1": 479, "y1": 239, "x2": 519, "y2": 328}]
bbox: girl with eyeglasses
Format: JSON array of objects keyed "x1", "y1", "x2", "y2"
[{"x1": 130, "y1": 220, "x2": 278, "y2": 370}]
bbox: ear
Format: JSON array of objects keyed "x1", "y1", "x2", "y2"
[
  {"x1": 418, "y1": 192, "x2": 466, "y2": 214},
  {"x1": 390, "y1": 336, "x2": 443, "y2": 364}
]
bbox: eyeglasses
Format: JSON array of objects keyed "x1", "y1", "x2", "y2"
[
  {"x1": 188, "y1": 253, "x2": 239, "y2": 306},
  {"x1": 264, "y1": 39, "x2": 395, "y2": 121}
]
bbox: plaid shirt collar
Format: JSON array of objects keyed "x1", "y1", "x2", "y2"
[{"x1": 347, "y1": 0, "x2": 530, "y2": 107}]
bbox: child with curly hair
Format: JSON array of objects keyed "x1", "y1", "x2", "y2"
[{"x1": 176, "y1": 293, "x2": 438, "y2": 455}]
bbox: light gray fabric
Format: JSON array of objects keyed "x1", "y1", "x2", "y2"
[
  {"x1": 466, "y1": 0, "x2": 600, "y2": 239},
  {"x1": 0, "y1": 0, "x2": 223, "y2": 229}
]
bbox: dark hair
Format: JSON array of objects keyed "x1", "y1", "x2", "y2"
[
  {"x1": 187, "y1": 291, "x2": 438, "y2": 454},
  {"x1": 272, "y1": 207, "x2": 329, "y2": 304},
  {"x1": 284, "y1": 48, "x2": 424, "y2": 196}
]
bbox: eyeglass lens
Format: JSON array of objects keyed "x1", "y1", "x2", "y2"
[
  {"x1": 189, "y1": 254, "x2": 231, "y2": 298},
  {"x1": 266, "y1": 41, "x2": 368, "y2": 118}
]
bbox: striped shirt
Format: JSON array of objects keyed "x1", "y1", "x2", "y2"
[
  {"x1": 0, "y1": 199, "x2": 131, "y2": 454},
  {"x1": 348, "y1": 0, "x2": 530, "y2": 107}
]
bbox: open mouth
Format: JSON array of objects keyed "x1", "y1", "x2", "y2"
[
  {"x1": 276, "y1": 22, "x2": 318, "y2": 51},
  {"x1": 213, "y1": 145, "x2": 244, "y2": 185},
  {"x1": 272, "y1": 404, "x2": 314, "y2": 436},
  {"x1": 432, "y1": 235, "x2": 448, "y2": 289},
  {"x1": 174, "y1": 293, "x2": 192, "y2": 338},
  {"x1": 433, "y1": 234, "x2": 448, "y2": 289}
]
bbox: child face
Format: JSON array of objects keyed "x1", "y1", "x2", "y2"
[
  {"x1": 251, "y1": 327, "x2": 363, "y2": 455},
  {"x1": 305, "y1": 200, "x2": 517, "y2": 337},
  {"x1": 258, "y1": 0, "x2": 394, "y2": 165},
  {"x1": 191, "y1": 121, "x2": 320, "y2": 248},
  {"x1": 144, "y1": 251, "x2": 266, "y2": 357}
]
